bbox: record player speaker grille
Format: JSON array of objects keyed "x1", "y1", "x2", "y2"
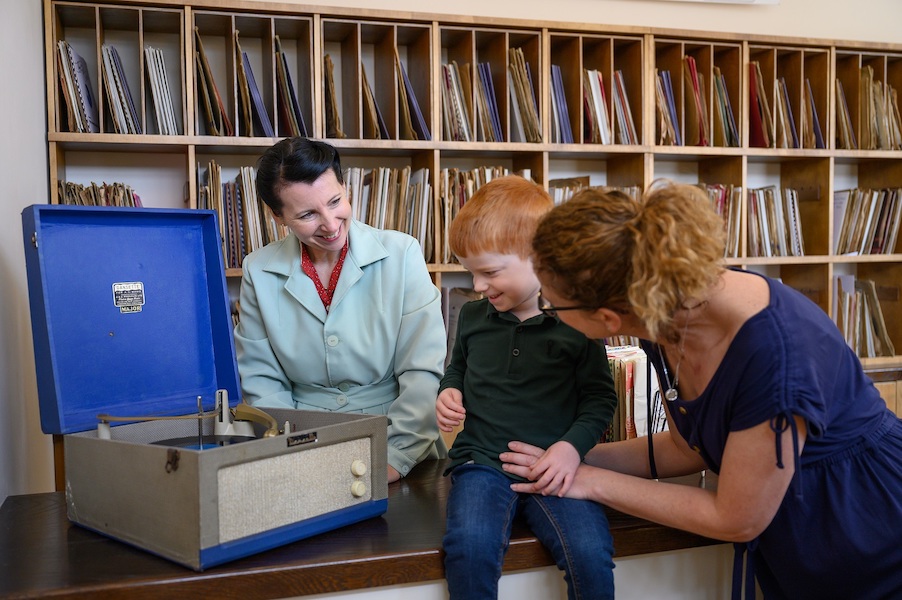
[{"x1": 217, "y1": 438, "x2": 372, "y2": 543}]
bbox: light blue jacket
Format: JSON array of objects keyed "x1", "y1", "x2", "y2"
[{"x1": 234, "y1": 220, "x2": 447, "y2": 476}]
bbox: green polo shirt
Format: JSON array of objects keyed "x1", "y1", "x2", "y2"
[{"x1": 440, "y1": 298, "x2": 617, "y2": 478}]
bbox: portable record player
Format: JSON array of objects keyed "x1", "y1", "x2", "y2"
[{"x1": 21, "y1": 204, "x2": 388, "y2": 570}]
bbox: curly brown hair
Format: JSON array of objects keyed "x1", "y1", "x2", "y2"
[{"x1": 531, "y1": 182, "x2": 725, "y2": 341}]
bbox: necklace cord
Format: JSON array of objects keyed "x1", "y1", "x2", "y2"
[{"x1": 659, "y1": 303, "x2": 697, "y2": 402}]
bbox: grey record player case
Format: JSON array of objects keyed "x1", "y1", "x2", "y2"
[{"x1": 21, "y1": 204, "x2": 388, "y2": 570}]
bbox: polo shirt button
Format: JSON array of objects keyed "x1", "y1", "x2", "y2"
[
  {"x1": 337, "y1": 395, "x2": 348, "y2": 406},
  {"x1": 512, "y1": 349, "x2": 520, "y2": 357},
  {"x1": 327, "y1": 335, "x2": 339, "y2": 347},
  {"x1": 679, "y1": 407, "x2": 688, "y2": 415},
  {"x1": 338, "y1": 382, "x2": 350, "y2": 392}
]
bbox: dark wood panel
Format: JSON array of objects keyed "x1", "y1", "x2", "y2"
[{"x1": 0, "y1": 459, "x2": 720, "y2": 599}]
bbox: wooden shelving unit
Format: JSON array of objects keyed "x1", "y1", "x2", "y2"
[{"x1": 44, "y1": 0, "x2": 902, "y2": 372}]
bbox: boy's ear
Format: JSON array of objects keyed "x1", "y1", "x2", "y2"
[{"x1": 593, "y1": 307, "x2": 624, "y2": 334}]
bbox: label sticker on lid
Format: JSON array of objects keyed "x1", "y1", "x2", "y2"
[{"x1": 112, "y1": 282, "x2": 145, "y2": 314}]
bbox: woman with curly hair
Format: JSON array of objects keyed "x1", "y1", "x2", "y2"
[{"x1": 501, "y1": 182, "x2": 902, "y2": 599}]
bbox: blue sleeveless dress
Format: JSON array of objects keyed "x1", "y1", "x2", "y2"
[{"x1": 644, "y1": 272, "x2": 902, "y2": 599}]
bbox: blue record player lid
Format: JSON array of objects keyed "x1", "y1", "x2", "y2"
[{"x1": 21, "y1": 204, "x2": 241, "y2": 435}]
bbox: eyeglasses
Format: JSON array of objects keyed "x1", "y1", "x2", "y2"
[{"x1": 537, "y1": 291, "x2": 597, "y2": 317}]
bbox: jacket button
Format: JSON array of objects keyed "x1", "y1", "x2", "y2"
[
  {"x1": 327, "y1": 335, "x2": 339, "y2": 347},
  {"x1": 691, "y1": 445, "x2": 701, "y2": 453},
  {"x1": 338, "y1": 382, "x2": 350, "y2": 392},
  {"x1": 679, "y1": 407, "x2": 688, "y2": 415},
  {"x1": 337, "y1": 395, "x2": 348, "y2": 406},
  {"x1": 512, "y1": 349, "x2": 520, "y2": 357}
]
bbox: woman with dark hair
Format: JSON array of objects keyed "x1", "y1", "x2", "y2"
[
  {"x1": 501, "y1": 182, "x2": 902, "y2": 599},
  {"x1": 234, "y1": 137, "x2": 446, "y2": 482}
]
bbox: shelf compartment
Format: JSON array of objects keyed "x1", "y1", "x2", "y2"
[{"x1": 653, "y1": 38, "x2": 742, "y2": 149}]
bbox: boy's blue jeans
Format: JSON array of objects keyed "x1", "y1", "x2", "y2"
[{"x1": 443, "y1": 463, "x2": 615, "y2": 600}]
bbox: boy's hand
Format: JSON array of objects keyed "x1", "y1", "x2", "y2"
[
  {"x1": 436, "y1": 388, "x2": 465, "y2": 432},
  {"x1": 525, "y1": 441, "x2": 580, "y2": 497}
]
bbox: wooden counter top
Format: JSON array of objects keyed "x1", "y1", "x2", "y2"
[{"x1": 0, "y1": 459, "x2": 719, "y2": 599}]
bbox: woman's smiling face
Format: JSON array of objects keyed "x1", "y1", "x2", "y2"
[{"x1": 274, "y1": 169, "x2": 351, "y2": 258}]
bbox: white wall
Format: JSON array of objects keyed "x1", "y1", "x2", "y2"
[
  {"x1": 308, "y1": 0, "x2": 899, "y2": 45},
  {"x1": 298, "y1": 545, "x2": 733, "y2": 600},
  {"x1": 1, "y1": 0, "x2": 55, "y2": 504}
]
